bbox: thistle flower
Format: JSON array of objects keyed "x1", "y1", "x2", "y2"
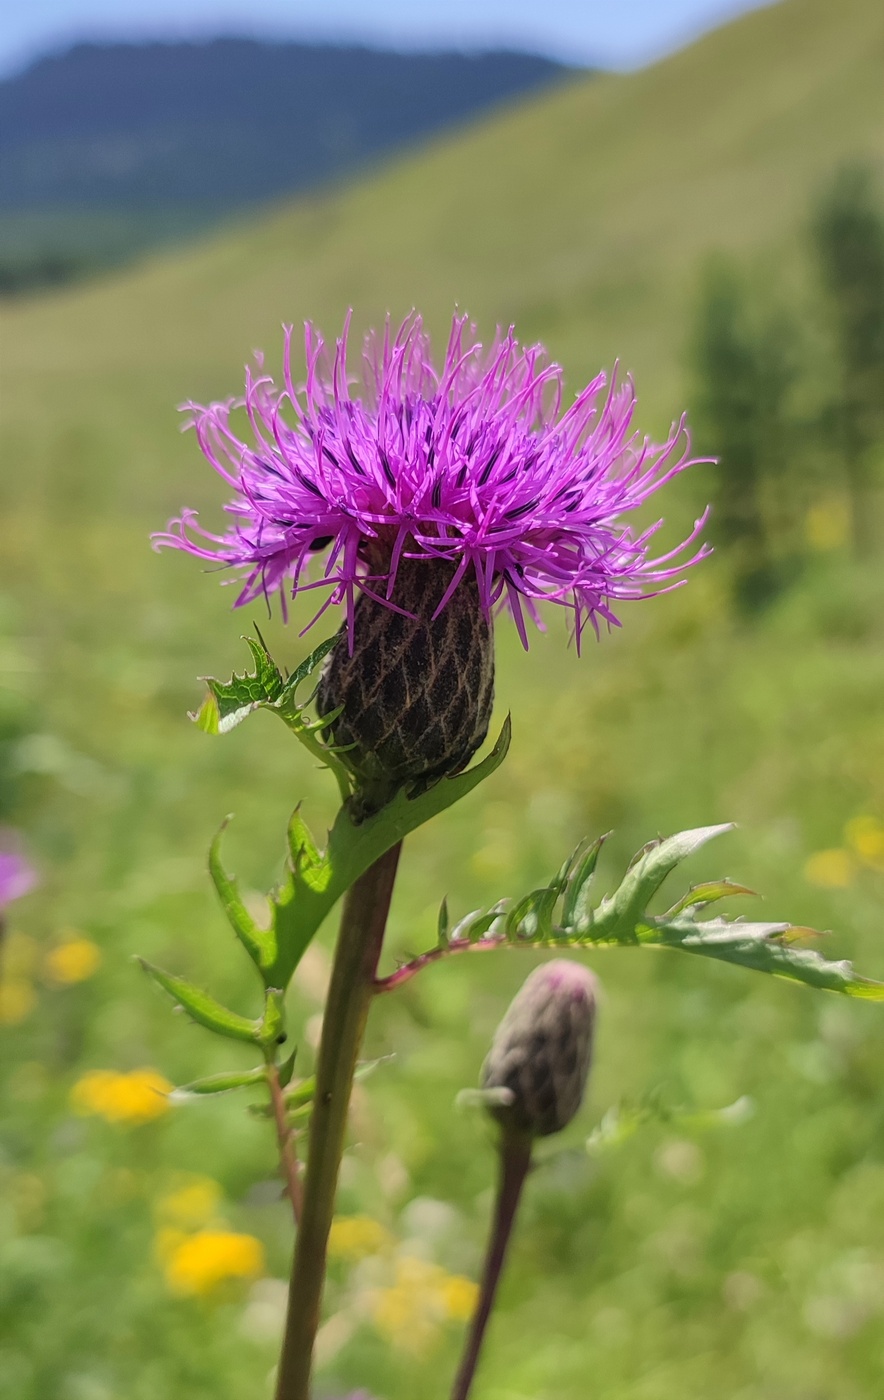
[
  {"x1": 157, "y1": 312, "x2": 707, "y2": 642},
  {"x1": 481, "y1": 959, "x2": 597, "y2": 1140},
  {"x1": 156, "y1": 314, "x2": 708, "y2": 810}
]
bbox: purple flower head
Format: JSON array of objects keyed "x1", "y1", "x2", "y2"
[
  {"x1": 0, "y1": 831, "x2": 37, "y2": 911},
  {"x1": 154, "y1": 313, "x2": 709, "y2": 649}
]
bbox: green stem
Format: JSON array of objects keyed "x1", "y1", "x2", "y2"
[
  {"x1": 450, "y1": 1132, "x2": 533, "y2": 1400},
  {"x1": 274, "y1": 841, "x2": 402, "y2": 1400}
]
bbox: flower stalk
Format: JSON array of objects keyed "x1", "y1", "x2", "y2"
[
  {"x1": 451, "y1": 960, "x2": 598, "y2": 1399},
  {"x1": 450, "y1": 1130, "x2": 533, "y2": 1400},
  {"x1": 274, "y1": 841, "x2": 402, "y2": 1400}
]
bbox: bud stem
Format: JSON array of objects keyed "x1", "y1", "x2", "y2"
[
  {"x1": 274, "y1": 842, "x2": 402, "y2": 1400},
  {"x1": 450, "y1": 1130, "x2": 533, "y2": 1400}
]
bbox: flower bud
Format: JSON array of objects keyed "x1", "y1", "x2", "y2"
[
  {"x1": 317, "y1": 556, "x2": 494, "y2": 817},
  {"x1": 480, "y1": 960, "x2": 597, "y2": 1139}
]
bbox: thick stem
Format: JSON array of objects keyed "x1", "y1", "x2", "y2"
[
  {"x1": 274, "y1": 841, "x2": 402, "y2": 1400},
  {"x1": 268, "y1": 1061, "x2": 303, "y2": 1226},
  {"x1": 450, "y1": 1133, "x2": 533, "y2": 1400}
]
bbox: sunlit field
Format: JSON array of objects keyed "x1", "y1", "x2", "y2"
[{"x1": 2, "y1": 1, "x2": 884, "y2": 1397}]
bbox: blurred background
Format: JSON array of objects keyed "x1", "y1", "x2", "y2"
[{"x1": 2, "y1": 1, "x2": 884, "y2": 1397}]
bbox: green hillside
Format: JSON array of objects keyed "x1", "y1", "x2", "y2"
[{"x1": 2, "y1": 1, "x2": 884, "y2": 1398}]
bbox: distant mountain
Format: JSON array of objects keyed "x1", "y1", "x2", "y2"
[{"x1": 0, "y1": 39, "x2": 575, "y2": 289}]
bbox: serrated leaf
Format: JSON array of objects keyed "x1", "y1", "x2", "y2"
[
  {"x1": 449, "y1": 823, "x2": 884, "y2": 1002},
  {"x1": 466, "y1": 911, "x2": 503, "y2": 944},
  {"x1": 209, "y1": 819, "x2": 275, "y2": 973},
  {"x1": 648, "y1": 916, "x2": 884, "y2": 998},
  {"x1": 192, "y1": 636, "x2": 353, "y2": 803},
  {"x1": 280, "y1": 633, "x2": 339, "y2": 700},
  {"x1": 591, "y1": 825, "x2": 735, "y2": 943},
  {"x1": 505, "y1": 883, "x2": 560, "y2": 942},
  {"x1": 137, "y1": 958, "x2": 261, "y2": 1042},
  {"x1": 561, "y1": 835, "x2": 607, "y2": 931},
  {"x1": 194, "y1": 635, "x2": 284, "y2": 735},
  {"x1": 171, "y1": 1067, "x2": 267, "y2": 1098},
  {"x1": 665, "y1": 879, "x2": 756, "y2": 916},
  {"x1": 286, "y1": 808, "x2": 328, "y2": 890}
]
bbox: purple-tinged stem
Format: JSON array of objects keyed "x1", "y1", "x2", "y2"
[
  {"x1": 450, "y1": 1132, "x2": 533, "y2": 1400},
  {"x1": 373, "y1": 936, "x2": 504, "y2": 994},
  {"x1": 267, "y1": 1061, "x2": 303, "y2": 1226},
  {"x1": 275, "y1": 841, "x2": 402, "y2": 1400}
]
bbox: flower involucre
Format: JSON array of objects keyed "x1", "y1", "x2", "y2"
[{"x1": 155, "y1": 313, "x2": 708, "y2": 648}]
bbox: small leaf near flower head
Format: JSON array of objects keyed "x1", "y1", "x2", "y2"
[
  {"x1": 137, "y1": 959, "x2": 261, "y2": 1042},
  {"x1": 171, "y1": 1067, "x2": 268, "y2": 1099},
  {"x1": 208, "y1": 818, "x2": 275, "y2": 975},
  {"x1": 193, "y1": 635, "x2": 284, "y2": 735}
]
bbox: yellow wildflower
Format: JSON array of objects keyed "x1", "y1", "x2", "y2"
[
  {"x1": 438, "y1": 1272, "x2": 479, "y2": 1322},
  {"x1": 0, "y1": 977, "x2": 36, "y2": 1025},
  {"x1": 163, "y1": 1229, "x2": 265, "y2": 1296},
  {"x1": 844, "y1": 815, "x2": 884, "y2": 872},
  {"x1": 803, "y1": 849, "x2": 855, "y2": 889},
  {"x1": 369, "y1": 1257, "x2": 477, "y2": 1355},
  {"x1": 328, "y1": 1214, "x2": 393, "y2": 1262},
  {"x1": 156, "y1": 1176, "x2": 223, "y2": 1231},
  {"x1": 70, "y1": 1068, "x2": 172, "y2": 1124},
  {"x1": 805, "y1": 498, "x2": 850, "y2": 551},
  {"x1": 45, "y1": 935, "x2": 102, "y2": 985}
]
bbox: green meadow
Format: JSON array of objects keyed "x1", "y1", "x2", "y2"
[{"x1": 2, "y1": 0, "x2": 884, "y2": 1396}]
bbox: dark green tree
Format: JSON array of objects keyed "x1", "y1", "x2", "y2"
[
  {"x1": 811, "y1": 164, "x2": 884, "y2": 554},
  {"x1": 690, "y1": 259, "x2": 797, "y2": 609}
]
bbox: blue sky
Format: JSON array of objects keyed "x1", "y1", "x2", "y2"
[{"x1": 2, "y1": 0, "x2": 774, "y2": 78}]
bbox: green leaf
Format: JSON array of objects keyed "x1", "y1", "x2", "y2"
[
  {"x1": 665, "y1": 879, "x2": 756, "y2": 915},
  {"x1": 440, "y1": 823, "x2": 884, "y2": 1002},
  {"x1": 561, "y1": 835, "x2": 607, "y2": 931},
  {"x1": 505, "y1": 883, "x2": 560, "y2": 942},
  {"x1": 193, "y1": 636, "x2": 284, "y2": 735},
  {"x1": 586, "y1": 1093, "x2": 754, "y2": 1154},
  {"x1": 261, "y1": 715, "x2": 512, "y2": 988},
  {"x1": 193, "y1": 635, "x2": 353, "y2": 798},
  {"x1": 647, "y1": 916, "x2": 884, "y2": 998},
  {"x1": 280, "y1": 633, "x2": 339, "y2": 701},
  {"x1": 277, "y1": 1048, "x2": 298, "y2": 1088},
  {"x1": 437, "y1": 897, "x2": 450, "y2": 948},
  {"x1": 171, "y1": 1067, "x2": 267, "y2": 1098},
  {"x1": 137, "y1": 958, "x2": 261, "y2": 1042},
  {"x1": 208, "y1": 819, "x2": 275, "y2": 973},
  {"x1": 590, "y1": 825, "x2": 735, "y2": 944},
  {"x1": 287, "y1": 808, "x2": 328, "y2": 890},
  {"x1": 281, "y1": 1054, "x2": 389, "y2": 1112}
]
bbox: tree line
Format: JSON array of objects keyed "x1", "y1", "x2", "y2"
[{"x1": 691, "y1": 165, "x2": 884, "y2": 609}]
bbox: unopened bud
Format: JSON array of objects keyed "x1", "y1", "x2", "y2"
[{"x1": 480, "y1": 960, "x2": 597, "y2": 1139}]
